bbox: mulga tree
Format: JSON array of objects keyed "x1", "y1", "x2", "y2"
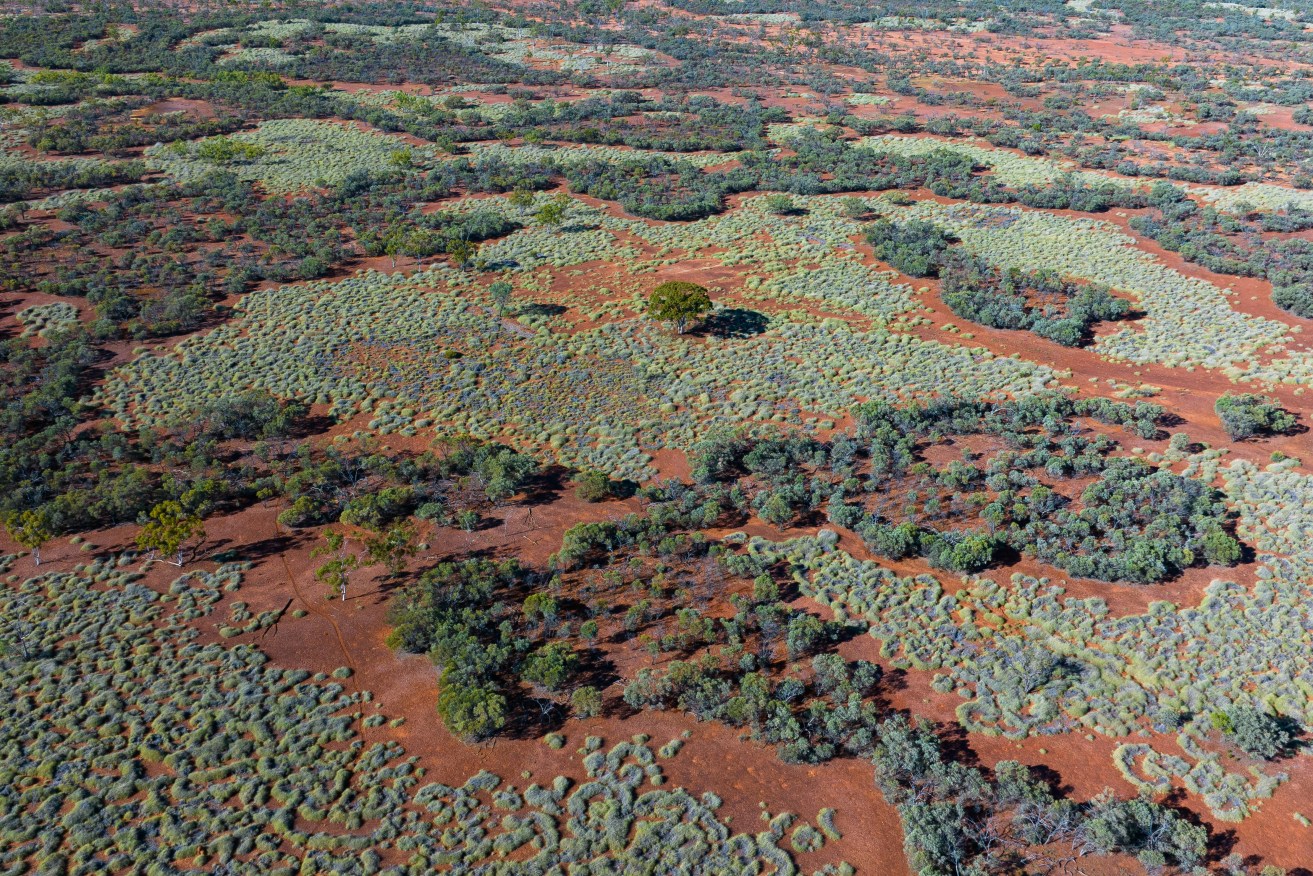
[
  {"x1": 4, "y1": 509, "x2": 52, "y2": 566},
  {"x1": 136, "y1": 500, "x2": 206, "y2": 566},
  {"x1": 488, "y1": 280, "x2": 513, "y2": 317},
  {"x1": 534, "y1": 193, "x2": 571, "y2": 226},
  {"x1": 363, "y1": 520, "x2": 418, "y2": 577},
  {"x1": 312, "y1": 529, "x2": 361, "y2": 601}
]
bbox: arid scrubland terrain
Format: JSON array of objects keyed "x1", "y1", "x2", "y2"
[{"x1": 9, "y1": 0, "x2": 1313, "y2": 872}]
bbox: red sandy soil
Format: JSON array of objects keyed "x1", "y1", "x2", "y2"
[
  {"x1": 129, "y1": 96, "x2": 216, "y2": 119},
  {"x1": 1252, "y1": 105, "x2": 1313, "y2": 132},
  {"x1": 11, "y1": 16, "x2": 1313, "y2": 868},
  {"x1": 0, "y1": 288, "x2": 97, "y2": 344},
  {"x1": 844, "y1": 25, "x2": 1195, "y2": 68},
  {"x1": 6, "y1": 465, "x2": 1308, "y2": 871}
]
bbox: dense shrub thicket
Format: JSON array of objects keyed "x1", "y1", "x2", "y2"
[
  {"x1": 691, "y1": 393, "x2": 1240, "y2": 584},
  {"x1": 873, "y1": 715, "x2": 1208, "y2": 874},
  {"x1": 940, "y1": 254, "x2": 1130, "y2": 347},
  {"x1": 863, "y1": 218, "x2": 955, "y2": 277},
  {"x1": 1130, "y1": 183, "x2": 1313, "y2": 320}
]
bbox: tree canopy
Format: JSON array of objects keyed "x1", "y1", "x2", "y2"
[{"x1": 647, "y1": 281, "x2": 712, "y2": 333}]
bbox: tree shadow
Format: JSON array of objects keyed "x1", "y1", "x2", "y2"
[
  {"x1": 614, "y1": 478, "x2": 641, "y2": 499},
  {"x1": 518, "y1": 302, "x2": 567, "y2": 319},
  {"x1": 571, "y1": 648, "x2": 620, "y2": 694},
  {"x1": 1275, "y1": 714, "x2": 1306, "y2": 759},
  {"x1": 500, "y1": 694, "x2": 568, "y2": 740},
  {"x1": 697, "y1": 307, "x2": 770, "y2": 339},
  {"x1": 208, "y1": 532, "x2": 302, "y2": 563},
  {"x1": 1020, "y1": 762, "x2": 1075, "y2": 799},
  {"x1": 498, "y1": 652, "x2": 617, "y2": 740},
  {"x1": 519, "y1": 464, "x2": 570, "y2": 505},
  {"x1": 1168, "y1": 786, "x2": 1239, "y2": 863},
  {"x1": 361, "y1": 575, "x2": 412, "y2": 603},
  {"x1": 935, "y1": 721, "x2": 984, "y2": 771},
  {"x1": 0, "y1": 296, "x2": 24, "y2": 341},
  {"x1": 1157, "y1": 411, "x2": 1187, "y2": 429},
  {"x1": 282, "y1": 411, "x2": 338, "y2": 440},
  {"x1": 74, "y1": 343, "x2": 120, "y2": 398},
  {"x1": 450, "y1": 514, "x2": 499, "y2": 533}
]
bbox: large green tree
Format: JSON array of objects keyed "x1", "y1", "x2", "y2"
[{"x1": 647, "y1": 281, "x2": 712, "y2": 334}]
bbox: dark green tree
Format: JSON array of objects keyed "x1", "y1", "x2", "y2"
[{"x1": 647, "y1": 281, "x2": 712, "y2": 334}]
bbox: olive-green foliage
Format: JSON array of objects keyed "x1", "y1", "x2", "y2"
[
  {"x1": 134, "y1": 499, "x2": 205, "y2": 564},
  {"x1": 436, "y1": 683, "x2": 507, "y2": 742},
  {"x1": 1080, "y1": 795, "x2": 1207, "y2": 869},
  {"x1": 274, "y1": 434, "x2": 536, "y2": 529},
  {"x1": 571, "y1": 685, "x2": 603, "y2": 718},
  {"x1": 706, "y1": 394, "x2": 1238, "y2": 584},
  {"x1": 619, "y1": 588, "x2": 877, "y2": 764},
  {"x1": 388, "y1": 558, "x2": 520, "y2": 739},
  {"x1": 940, "y1": 254, "x2": 1129, "y2": 347},
  {"x1": 864, "y1": 218, "x2": 954, "y2": 277},
  {"x1": 179, "y1": 389, "x2": 306, "y2": 442},
  {"x1": 522, "y1": 641, "x2": 578, "y2": 692},
  {"x1": 574, "y1": 469, "x2": 616, "y2": 502}
]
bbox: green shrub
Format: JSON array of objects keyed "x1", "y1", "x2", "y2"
[
  {"x1": 436, "y1": 683, "x2": 507, "y2": 741},
  {"x1": 763, "y1": 194, "x2": 799, "y2": 215},
  {"x1": 1215, "y1": 393, "x2": 1297, "y2": 441},
  {"x1": 1225, "y1": 708, "x2": 1293, "y2": 760},
  {"x1": 790, "y1": 823, "x2": 823, "y2": 853},
  {"x1": 574, "y1": 470, "x2": 615, "y2": 503},
  {"x1": 571, "y1": 686, "x2": 603, "y2": 719},
  {"x1": 1272, "y1": 283, "x2": 1313, "y2": 319},
  {"x1": 864, "y1": 218, "x2": 954, "y2": 277}
]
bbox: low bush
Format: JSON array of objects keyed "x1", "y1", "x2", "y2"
[
  {"x1": 1215, "y1": 393, "x2": 1297, "y2": 441},
  {"x1": 1224, "y1": 708, "x2": 1294, "y2": 760}
]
